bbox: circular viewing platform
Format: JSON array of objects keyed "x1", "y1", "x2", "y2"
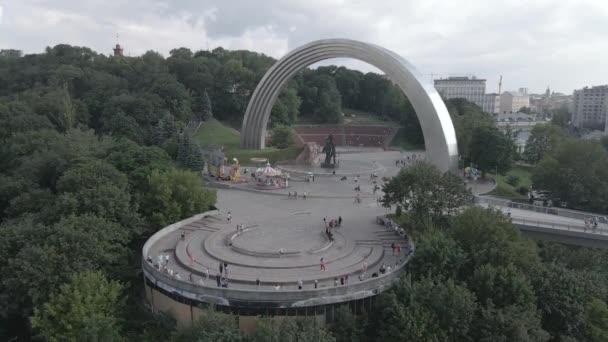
[{"x1": 142, "y1": 209, "x2": 413, "y2": 309}]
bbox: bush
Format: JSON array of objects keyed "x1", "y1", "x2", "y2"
[
  {"x1": 270, "y1": 125, "x2": 292, "y2": 149},
  {"x1": 506, "y1": 175, "x2": 520, "y2": 187},
  {"x1": 517, "y1": 186, "x2": 528, "y2": 195},
  {"x1": 396, "y1": 205, "x2": 403, "y2": 217}
]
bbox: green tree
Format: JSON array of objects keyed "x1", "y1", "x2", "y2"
[
  {"x1": 381, "y1": 162, "x2": 470, "y2": 224},
  {"x1": 0, "y1": 49, "x2": 23, "y2": 58},
  {"x1": 522, "y1": 124, "x2": 565, "y2": 164},
  {"x1": 450, "y1": 207, "x2": 541, "y2": 276},
  {"x1": 331, "y1": 305, "x2": 365, "y2": 342},
  {"x1": 585, "y1": 298, "x2": 608, "y2": 342},
  {"x1": 31, "y1": 271, "x2": 124, "y2": 342},
  {"x1": 199, "y1": 90, "x2": 213, "y2": 121},
  {"x1": 176, "y1": 134, "x2": 191, "y2": 166},
  {"x1": 152, "y1": 118, "x2": 168, "y2": 145},
  {"x1": 408, "y1": 229, "x2": 467, "y2": 280},
  {"x1": 0, "y1": 214, "x2": 130, "y2": 322},
  {"x1": 531, "y1": 139, "x2": 608, "y2": 212},
  {"x1": 470, "y1": 126, "x2": 514, "y2": 174},
  {"x1": 372, "y1": 276, "x2": 477, "y2": 342},
  {"x1": 172, "y1": 308, "x2": 241, "y2": 342},
  {"x1": 551, "y1": 105, "x2": 570, "y2": 128},
  {"x1": 280, "y1": 86, "x2": 302, "y2": 123},
  {"x1": 52, "y1": 160, "x2": 142, "y2": 231},
  {"x1": 142, "y1": 168, "x2": 216, "y2": 228},
  {"x1": 473, "y1": 304, "x2": 549, "y2": 342},
  {"x1": 519, "y1": 106, "x2": 533, "y2": 114},
  {"x1": 469, "y1": 263, "x2": 535, "y2": 308},
  {"x1": 271, "y1": 124, "x2": 292, "y2": 149},
  {"x1": 270, "y1": 98, "x2": 290, "y2": 126},
  {"x1": 533, "y1": 264, "x2": 605, "y2": 340},
  {"x1": 186, "y1": 142, "x2": 205, "y2": 171},
  {"x1": 252, "y1": 317, "x2": 335, "y2": 342},
  {"x1": 446, "y1": 98, "x2": 495, "y2": 162}
]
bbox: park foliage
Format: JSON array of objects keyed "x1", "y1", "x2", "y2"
[{"x1": 1, "y1": 45, "x2": 607, "y2": 341}]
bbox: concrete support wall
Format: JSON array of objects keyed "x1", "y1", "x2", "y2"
[{"x1": 145, "y1": 282, "x2": 331, "y2": 333}]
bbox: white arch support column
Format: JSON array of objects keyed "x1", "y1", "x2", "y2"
[{"x1": 240, "y1": 38, "x2": 458, "y2": 172}]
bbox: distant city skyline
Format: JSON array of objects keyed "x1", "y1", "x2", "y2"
[{"x1": 1, "y1": 0, "x2": 607, "y2": 94}]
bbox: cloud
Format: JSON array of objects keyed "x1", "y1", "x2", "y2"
[{"x1": 0, "y1": 0, "x2": 607, "y2": 94}]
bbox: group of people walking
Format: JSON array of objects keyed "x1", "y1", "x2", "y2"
[
  {"x1": 216, "y1": 261, "x2": 230, "y2": 288},
  {"x1": 324, "y1": 216, "x2": 342, "y2": 241},
  {"x1": 395, "y1": 154, "x2": 423, "y2": 167}
]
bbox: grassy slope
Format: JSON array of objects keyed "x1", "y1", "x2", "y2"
[
  {"x1": 196, "y1": 119, "x2": 302, "y2": 164},
  {"x1": 489, "y1": 165, "x2": 533, "y2": 200}
]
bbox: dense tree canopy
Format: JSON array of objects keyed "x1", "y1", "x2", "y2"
[
  {"x1": 31, "y1": 271, "x2": 125, "y2": 342},
  {"x1": 532, "y1": 139, "x2": 608, "y2": 212},
  {"x1": 469, "y1": 125, "x2": 515, "y2": 174},
  {"x1": 381, "y1": 162, "x2": 471, "y2": 224},
  {"x1": 1, "y1": 44, "x2": 605, "y2": 341},
  {"x1": 523, "y1": 124, "x2": 565, "y2": 164}
]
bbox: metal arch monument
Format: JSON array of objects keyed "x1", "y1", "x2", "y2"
[{"x1": 240, "y1": 38, "x2": 459, "y2": 172}]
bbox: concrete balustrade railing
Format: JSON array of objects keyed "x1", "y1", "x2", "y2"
[{"x1": 142, "y1": 243, "x2": 414, "y2": 307}]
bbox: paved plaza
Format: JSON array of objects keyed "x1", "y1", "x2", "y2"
[
  {"x1": 146, "y1": 149, "x2": 608, "y2": 304},
  {"x1": 147, "y1": 186, "x2": 411, "y2": 292},
  {"x1": 146, "y1": 150, "x2": 421, "y2": 295}
]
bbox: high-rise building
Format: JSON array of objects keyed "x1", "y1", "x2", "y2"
[
  {"x1": 434, "y1": 77, "x2": 496, "y2": 113},
  {"x1": 500, "y1": 91, "x2": 530, "y2": 113},
  {"x1": 573, "y1": 85, "x2": 608, "y2": 130}
]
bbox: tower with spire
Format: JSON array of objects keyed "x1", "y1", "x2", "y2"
[{"x1": 113, "y1": 33, "x2": 123, "y2": 57}]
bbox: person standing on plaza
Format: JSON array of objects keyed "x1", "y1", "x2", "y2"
[
  {"x1": 165, "y1": 253, "x2": 170, "y2": 266},
  {"x1": 303, "y1": 191, "x2": 307, "y2": 200},
  {"x1": 362, "y1": 261, "x2": 368, "y2": 273},
  {"x1": 334, "y1": 278, "x2": 339, "y2": 287},
  {"x1": 298, "y1": 279, "x2": 303, "y2": 290},
  {"x1": 314, "y1": 280, "x2": 318, "y2": 289},
  {"x1": 338, "y1": 216, "x2": 342, "y2": 226},
  {"x1": 205, "y1": 267, "x2": 210, "y2": 280},
  {"x1": 256, "y1": 278, "x2": 261, "y2": 288},
  {"x1": 216, "y1": 273, "x2": 221, "y2": 287},
  {"x1": 227, "y1": 211, "x2": 232, "y2": 223},
  {"x1": 224, "y1": 262, "x2": 229, "y2": 277},
  {"x1": 219, "y1": 262, "x2": 223, "y2": 275},
  {"x1": 396, "y1": 243, "x2": 401, "y2": 254},
  {"x1": 320, "y1": 257, "x2": 327, "y2": 271},
  {"x1": 340, "y1": 277, "x2": 344, "y2": 286},
  {"x1": 391, "y1": 242, "x2": 396, "y2": 255}
]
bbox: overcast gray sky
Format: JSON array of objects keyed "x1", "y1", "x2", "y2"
[{"x1": 1, "y1": 0, "x2": 606, "y2": 94}]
